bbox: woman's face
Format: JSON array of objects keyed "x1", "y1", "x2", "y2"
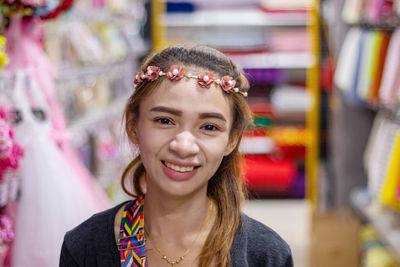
[{"x1": 134, "y1": 75, "x2": 235, "y2": 198}]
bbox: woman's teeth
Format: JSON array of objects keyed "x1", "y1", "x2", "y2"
[{"x1": 165, "y1": 162, "x2": 195, "y2": 172}]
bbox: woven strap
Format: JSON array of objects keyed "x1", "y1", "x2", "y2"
[{"x1": 118, "y1": 197, "x2": 147, "y2": 267}]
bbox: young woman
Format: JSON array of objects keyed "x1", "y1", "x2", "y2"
[{"x1": 60, "y1": 45, "x2": 293, "y2": 267}]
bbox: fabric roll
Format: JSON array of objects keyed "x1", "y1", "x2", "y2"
[{"x1": 243, "y1": 154, "x2": 297, "y2": 192}]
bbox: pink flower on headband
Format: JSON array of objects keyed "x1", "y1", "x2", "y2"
[
  {"x1": 220, "y1": 76, "x2": 236, "y2": 93},
  {"x1": 146, "y1": 66, "x2": 160, "y2": 81},
  {"x1": 134, "y1": 71, "x2": 144, "y2": 85},
  {"x1": 198, "y1": 72, "x2": 214, "y2": 88},
  {"x1": 167, "y1": 65, "x2": 185, "y2": 81}
]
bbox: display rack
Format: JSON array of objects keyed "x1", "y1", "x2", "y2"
[
  {"x1": 229, "y1": 52, "x2": 313, "y2": 69},
  {"x1": 163, "y1": 9, "x2": 308, "y2": 27},
  {"x1": 151, "y1": 0, "x2": 320, "y2": 210},
  {"x1": 67, "y1": 95, "x2": 128, "y2": 139},
  {"x1": 57, "y1": 58, "x2": 132, "y2": 82},
  {"x1": 46, "y1": 4, "x2": 145, "y2": 139},
  {"x1": 351, "y1": 189, "x2": 400, "y2": 262}
]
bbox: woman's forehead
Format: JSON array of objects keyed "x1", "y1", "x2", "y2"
[{"x1": 140, "y1": 77, "x2": 233, "y2": 118}]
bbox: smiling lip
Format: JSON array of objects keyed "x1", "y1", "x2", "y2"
[{"x1": 161, "y1": 160, "x2": 200, "y2": 181}]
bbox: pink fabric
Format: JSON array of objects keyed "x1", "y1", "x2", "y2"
[
  {"x1": 4, "y1": 18, "x2": 112, "y2": 210},
  {"x1": 398, "y1": 181, "x2": 400, "y2": 199},
  {"x1": 267, "y1": 30, "x2": 308, "y2": 52},
  {"x1": 367, "y1": 0, "x2": 393, "y2": 24}
]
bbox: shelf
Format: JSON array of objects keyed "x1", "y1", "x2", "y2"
[
  {"x1": 350, "y1": 188, "x2": 400, "y2": 262},
  {"x1": 67, "y1": 96, "x2": 128, "y2": 138},
  {"x1": 56, "y1": 59, "x2": 132, "y2": 83},
  {"x1": 230, "y1": 52, "x2": 313, "y2": 69},
  {"x1": 65, "y1": 8, "x2": 138, "y2": 23},
  {"x1": 163, "y1": 9, "x2": 308, "y2": 28}
]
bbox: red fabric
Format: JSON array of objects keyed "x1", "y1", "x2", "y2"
[{"x1": 243, "y1": 154, "x2": 297, "y2": 192}]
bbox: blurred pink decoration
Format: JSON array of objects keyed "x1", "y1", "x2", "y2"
[
  {"x1": 4, "y1": 18, "x2": 111, "y2": 210},
  {"x1": 4, "y1": 18, "x2": 68, "y2": 147},
  {"x1": 0, "y1": 215, "x2": 14, "y2": 244},
  {"x1": 0, "y1": 108, "x2": 24, "y2": 180}
]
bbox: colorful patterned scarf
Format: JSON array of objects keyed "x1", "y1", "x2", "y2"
[{"x1": 118, "y1": 196, "x2": 147, "y2": 267}]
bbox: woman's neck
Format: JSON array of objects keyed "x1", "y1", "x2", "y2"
[{"x1": 143, "y1": 189, "x2": 212, "y2": 245}]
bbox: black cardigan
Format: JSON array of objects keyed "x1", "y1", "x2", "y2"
[{"x1": 60, "y1": 202, "x2": 293, "y2": 267}]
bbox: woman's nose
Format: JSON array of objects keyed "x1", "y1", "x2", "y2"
[{"x1": 169, "y1": 131, "x2": 200, "y2": 157}]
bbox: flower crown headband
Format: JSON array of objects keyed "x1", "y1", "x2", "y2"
[{"x1": 133, "y1": 65, "x2": 248, "y2": 97}]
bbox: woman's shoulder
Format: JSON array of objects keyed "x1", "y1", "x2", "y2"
[
  {"x1": 64, "y1": 202, "x2": 127, "y2": 242},
  {"x1": 231, "y1": 214, "x2": 293, "y2": 267},
  {"x1": 239, "y1": 214, "x2": 291, "y2": 247},
  {"x1": 61, "y1": 201, "x2": 129, "y2": 264}
]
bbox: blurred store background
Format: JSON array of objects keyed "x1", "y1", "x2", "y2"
[{"x1": 1, "y1": 0, "x2": 400, "y2": 266}]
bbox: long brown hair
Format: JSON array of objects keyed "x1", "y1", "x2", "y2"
[{"x1": 121, "y1": 45, "x2": 252, "y2": 266}]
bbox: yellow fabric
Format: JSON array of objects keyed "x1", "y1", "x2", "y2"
[
  {"x1": 0, "y1": 35, "x2": 9, "y2": 71},
  {"x1": 380, "y1": 129, "x2": 400, "y2": 210}
]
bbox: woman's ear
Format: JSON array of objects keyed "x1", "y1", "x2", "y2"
[
  {"x1": 224, "y1": 134, "x2": 240, "y2": 156},
  {"x1": 130, "y1": 128, "x2": 139, "y2": 144},
  {"x1": 126, "y1": 113, "x2": 139, "y2": 144}
]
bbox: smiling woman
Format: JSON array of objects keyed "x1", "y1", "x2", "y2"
[{"x1": 59, "y1": 45, "x2": 294, "y2": 267}]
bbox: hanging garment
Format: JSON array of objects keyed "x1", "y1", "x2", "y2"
[
  {"x1": 367, "y1": 0, "x2": 394, "y2": 24},
  {"x1": 379, "y1": 28, "x2": 400, "y2": 106},
  {"x1": 364, "y1": 112, "x2": 385, "y2": 179},
  {"x1": 356, "y1": 30, "x2": 376, "y2": 101},
  {"x1": 342, "y1": 0, "x2": 363, "y2": 24},
  {"x1": 380, "y1": 128, "x2": 400, "y2": 210},
  {"x1": 10, "y1": 72, "x2": 100, "y2": 267},
  {"x1": 368, "y1": 31, "x2": 390, "y2": 102},
  {"x1": 334, "y1": 27, "x2": 362, "y2": 95},
  {"x1": 347, "y1": 29, "x2": 368, "y2": 106},
  {"x1": 365, "y1": 114, "x2": 399, "y2": 197}
]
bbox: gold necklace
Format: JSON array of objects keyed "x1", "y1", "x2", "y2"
[{"x1": 145, "y1": 201, "x2": 212, "y2": 266}]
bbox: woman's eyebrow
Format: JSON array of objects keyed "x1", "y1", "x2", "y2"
[
  {"x1": 150, "y1": 106, "x2": 227, "y2": 122},
  {"x1": 150, "y1": 106, "x2": 182, "y2": 116},
  {"x1": 199, "y1": 112, "x2": 227, "y2": 122}
]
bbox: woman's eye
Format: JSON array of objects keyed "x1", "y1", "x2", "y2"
[
  {"x1": 156, "y1": 118, "x2": 173, "y2": 125},
  {"x1": 202, "y1": 124, "x2": 218, "y2": 131}
]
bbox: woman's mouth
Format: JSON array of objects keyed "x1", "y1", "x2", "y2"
[
  {"x1": 161, "y1": 161, "x2": 200, "y2": 181},
  {"x1": 162, "y1": 161, "x2": 200, "y2": 172},
  {"x1": 164, "y1": 161, "x2": 194, "y2": 172}
]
